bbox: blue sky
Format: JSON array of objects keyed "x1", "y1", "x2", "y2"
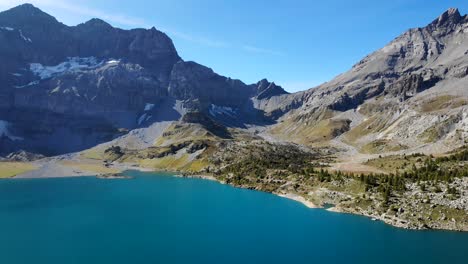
[{"x1": 0, "y1": 0, "x2": 467, "y2": 92}]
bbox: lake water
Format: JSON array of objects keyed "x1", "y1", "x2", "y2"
[{"x1": 0, "y1": 170, "x2": 467, "y2": 264}]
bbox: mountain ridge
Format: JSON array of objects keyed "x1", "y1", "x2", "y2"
[
  {"x1": 0, "y1": 3, "x2": 287, "y2": 155},
  {"x1": 259, "y1": 7, "x2": 467, "y2": 156},
  {"x1": 0, "y1": 4, "x2": 466, "y2": 158}
]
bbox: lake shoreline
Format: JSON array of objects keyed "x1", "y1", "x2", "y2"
[
  {"x1": 3, "y1": 170, "x2": 468, "y2": 263},
  {"x1": 161, "y1": 171, "x2": 468, "y2": 232},
  {"x1": 12, "y1": 161, "x2": 467, "y2": 232},
  {"x1": 276, "y1": 193, "x2": 318, "y2": 208}
]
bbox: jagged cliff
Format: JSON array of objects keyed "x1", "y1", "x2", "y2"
[{"x1": 0, "y1": 4, "x2": 286, "y2": 155}]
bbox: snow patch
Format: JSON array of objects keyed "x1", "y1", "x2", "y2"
[
  {"x1": 0, "y1": 26, "x2": 14, "y2": 31},
  {"x1": 137, "y1": 113, "x2": 153, "y2": 125},
  {"x1": 144, "y1": 103, "x2": 155, "y2": 111},
  {"x1": 11, "y1": 73, "x2": 22, "y2": 77},
  {"x1": 209, "y1": 104, "x2": 238, "y2": 117},
  {"x1": 0, "y1": 120, "x2": 23, "y2": 141},
  {"x1": 19, "y1": 29, "x2": 32, "y2": 42},
  {"x1": 30, "y1": 57, "x2": 102, "y2": 80},
  {"x1": 138, "y1": 114, "x2": 147, "y2": 125},
  {"x1": 0, "y1": 27, "x2": 32, "y2": 42},
  {"x1": 106, "y1": 59, "x2": 120, "y2": 64},
  {"x1": 15, "y1": 81, "x2": 39, "y2": 89}
]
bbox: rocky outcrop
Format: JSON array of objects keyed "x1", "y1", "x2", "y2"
[
  {"x1": 168, "y1": 61, "x2": 251, "y2": 107},
  {"x1": 182, "y1": 112, "x2": 231, "y2": 138},
  {"x1": 254, "y1": 79, "x2": 288, "y2": 100},
  {"x1": 5, "y1": 150, "x2": 44, "y2": 161},
  {"x1": 384, "y1": 73, "x2": 440, "y2": 99},
  {"x1": 427, "y1": 8, "x2": 465, "y2": 33}
]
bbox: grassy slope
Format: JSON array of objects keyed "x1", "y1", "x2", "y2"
[
  {"x1": 270, "y1": 110, "x2": 350, "y2": 146},
  {"x1": 419, "y1": 95, "x2": 467, "y2": 113},
  {"x1": 365, "y1": 154, "x2": 424, "y2": 173},
  {"x1": 0, "y1": 162, "x2": 38, "y2": 178},
  {"x1": 139, "y1": 154, "x2": 210, "y2": 172}
]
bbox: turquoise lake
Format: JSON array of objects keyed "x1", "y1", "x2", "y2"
[{"x1": 0, "y1": 170, "x2": 467, "y2": 264}]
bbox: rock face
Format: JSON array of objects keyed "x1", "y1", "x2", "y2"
[
  {"x1": 168, "y1": 61, "x2": 251, "y2": 108},
  {"x1": 0, "y1": 4, "x2": 180, "y2": 154},
  {"x1": 0, "y1": 4, "x2": 179, "y2": 78},
  {"x1": 0, "y1": 4, "x2": 466, "y2": 157},
  {"x1": 262, "y1": 8, "x2": 468, "y2": 153},
  {"x1": 0, "y1": 4, "x2": 286, "y2": 155},
  {"x1": 254, "y1": 79, "x2": 287, "y2": 100}
]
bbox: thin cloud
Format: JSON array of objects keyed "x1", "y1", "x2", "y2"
[
  {"x1": 242, "y1": 45, "x2": 285, "y2": 56},
  {"x1": 165, "y1": 30, "x2": 229, "y2": 48}
]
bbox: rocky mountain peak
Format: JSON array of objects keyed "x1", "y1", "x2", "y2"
[
  {"x1": 254, "y1": 79, "x2": 288, "y2": 100},
  {"x1": 0, "y1": 3, "x2": 59, "y2": 26},
  {"x1": 430, "y1": 8, "x2": 463, "y2": 29},
  {"x1": 82, "y1": 18, "x2": 113, "y2": 29},
  {"x1": 8, "y1": 3, "x2": 44, "y2": 15},
  {"x1": 257, "y1": 79, "x2": 270, "y2": 87}
]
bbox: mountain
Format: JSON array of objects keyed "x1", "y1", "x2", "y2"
[
  {"x1": 0, "y1": 4, "x2": 466, "y2": 159},
  {"x1": 0, "y1": 4, "x2": 286, "y2": 155},
  {"x1": 262, "y1": 8, "x2": 468, "y2": 156},
  {"x1": 1, "y1": 4, "x2": 467, "y2": 231}
]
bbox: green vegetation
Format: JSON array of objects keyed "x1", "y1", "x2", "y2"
[
  {"x1": 220, "y1": 146, "x2": 317, "y2": 183},
  {"x1": 219, "y1": 142, "x2": 466, "y2": 190},
  {"x1": 103, "y1": 146, "x2": 124, "y2": 161},
  {"x1": 102, "y1": 138, "x2": 214, "y2": 173},
  {"x1": 214, "y1": 142, "x2": 467, "y2": 227},
  {"x1": 155, "y1": 123, "x2": 216, "y2": 147},
  {"x1": 361, "y1": 149, "x2": 468, "y2": 204},
  {"x1": 435, "y1": 147, "x2": 468, "y2": 163},
  {"x1": 140, "y1": 155, "x2": 190, "y2": 170},
  {"x1": 78, "y1": 137, "x2": 467, "y2": 230},
  {"x1": 365, "y1": 153, "x2": 425, "y2": 173},
  {"x1": 81, "y1": 147, "x2": 105, "y2": 160},
  {"x1": 360, "y1": 139, "x2": 408, "y2": 154}
]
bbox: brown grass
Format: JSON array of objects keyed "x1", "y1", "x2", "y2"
[
  {"x1": 0, "y1": 162, "x2": 38, "y2": 178},
  {"x1": 420, "y1": 95, "x2": 467, "y2": 113}
]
